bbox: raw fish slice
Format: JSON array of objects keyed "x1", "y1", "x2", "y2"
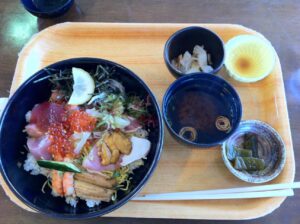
[
  {"x1": 25, "y1": 124, "x2": 44, "y2": 138},
  {"x1": 121, "y1": 136, "x2": 151, "y2": 166},
  {"x1": 27, "y1": 135, "x2": 52, "y2": 160},
  {"x1": 30, "y1": 102, "x2": 66, "y2": 132}
]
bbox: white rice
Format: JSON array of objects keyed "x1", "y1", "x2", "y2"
[
  {"x1": 23, "y1": 153, "x2": 49, "y2": 176},
  {"x1": 65, "y1": 196, "x2": 78, "y2": 207},
  {"x1": 86, "y1": 199, "x2": 101, "y2": 208}
]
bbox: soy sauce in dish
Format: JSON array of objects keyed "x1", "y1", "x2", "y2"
[{"x1": 167, "y1": 86, "x2": 232, "y2": 144}]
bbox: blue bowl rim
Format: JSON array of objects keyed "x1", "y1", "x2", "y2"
[
  {"x1": 162, "y1": 73, "x2": 242, "y2": 148},
  {"x1": 0, "y1": 57, "x2": 164, "y2": 219},
  {"x1": 163, "y1": 26, "x2": 225, "y2": 78},
  {"x1": 20, "y1": 0, "x2": 74, "y2": 15}
]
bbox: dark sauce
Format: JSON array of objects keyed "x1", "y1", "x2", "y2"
[{"x1": 167, "y1": 86, "x2": 233, "y2": 144}]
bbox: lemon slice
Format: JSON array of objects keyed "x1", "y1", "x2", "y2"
[
  {"x1": 68, "y1": 67, "x2": 95, "y2": 105},
  {"x1": 225, "y1": 35, "x2": 276, "y2": 83}
]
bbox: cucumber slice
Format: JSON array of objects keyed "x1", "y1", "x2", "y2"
[{"x1": 37, "y1": 160, "x2": 81, "y2": 173}]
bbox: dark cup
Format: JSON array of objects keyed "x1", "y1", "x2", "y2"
[
  {"x1": 21, "y1": 0, "x2": 74, "y2": 18},
  {"x1": 164, "y1": 26, "x2": 225, "y2": 79}
]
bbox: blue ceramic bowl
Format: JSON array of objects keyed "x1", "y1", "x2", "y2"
[
  {"x1": 0, "y1": 58, "x2": 163, "y2": 219},
  {"x1": 21, "y1": 0, "x2": 74, "y2": 18},
  {"x1": 164, "y1": 26, "x2": 225, "y2": 78},
  {"x1": 162, "y1": 73, "x2": 242, "y2": 147}
]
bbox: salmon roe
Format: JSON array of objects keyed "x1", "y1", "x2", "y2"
[
  {"x1": 68, "y1": 110, "x2": 97, "y2": 132},
  {"x1": 48, "y1": 109, "x2": 97, "y2": 161},
  {"x1": 48, "y1": 123, "x2": 73, "y2": 161}
]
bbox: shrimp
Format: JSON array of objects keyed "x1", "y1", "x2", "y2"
[
  {"x1": 51, "y1": 170, "x2": 64, "y2": 197},
  {"x1": 63, "y1": 172, "x2": 75, "y2": 196}
]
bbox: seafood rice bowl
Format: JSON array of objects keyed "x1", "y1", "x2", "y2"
[{"x1": 0, "y1": 58, "x2": 163, "y2": 218}]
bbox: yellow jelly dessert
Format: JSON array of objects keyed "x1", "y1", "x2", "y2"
[{"x1": 225, "y1": 35, "x2": 276, "y2": 83}]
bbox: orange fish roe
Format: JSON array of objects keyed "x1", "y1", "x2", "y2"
[
  {"x1": 47, "y1": 109, "x2": 97, "y2": 161},
  {"x1": 68, "y1": 110, "x2": 97, "y2": 132},
  {"x1": 48, "y1": 123, "x2": 73, "y2": 161}
]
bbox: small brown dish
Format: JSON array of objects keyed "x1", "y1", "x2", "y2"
[{"x1": 222, "y1": 120, "x2": 286, "y2": 183}]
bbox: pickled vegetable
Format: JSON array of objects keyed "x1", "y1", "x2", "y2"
[
  {"x1": 243, "y1": 133, "x2": 258, "y2": 157},
  {"x1": 226, "y1": 145, "x2": 253, "y2": 161},
  {"x1": 234, "y1": 157, "x2": 265, "y2": 171}
]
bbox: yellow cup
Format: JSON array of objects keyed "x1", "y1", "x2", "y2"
[{"x1": 225, "y1": 35, "x2": 276, "y2": 83}]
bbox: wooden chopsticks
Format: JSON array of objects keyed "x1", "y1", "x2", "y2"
[{"x1": 133, "y1": 182, "x2": 300, "y2": 201}]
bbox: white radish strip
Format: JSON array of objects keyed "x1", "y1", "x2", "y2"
[{"x1": 73, "y1": 132, "x2": 91, "y2": 154}]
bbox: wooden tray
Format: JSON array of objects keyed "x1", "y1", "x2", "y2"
[{"x1": 0, "y1": 23, "x2": 295, "y2": 220}]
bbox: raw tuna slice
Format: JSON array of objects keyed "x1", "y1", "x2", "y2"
[
  {"x1": 27, "y1": 135, "x2": 52, "y2": 160},
  {"x1": 30, "y1": 102, "x2": 66, "y2": 132}
]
